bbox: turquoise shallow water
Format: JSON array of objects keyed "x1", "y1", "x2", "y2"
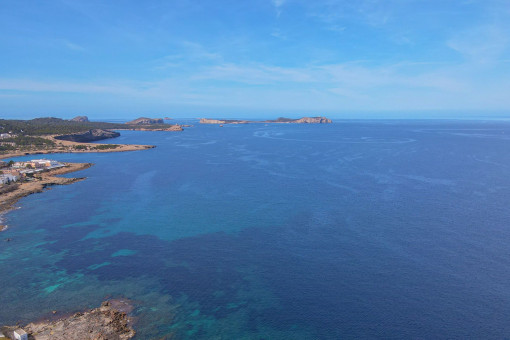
[{"x1": 3, "y1": 120, "x2": 510, "y2": 338}]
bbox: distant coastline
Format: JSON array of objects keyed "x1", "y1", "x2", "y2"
[
  {"x1": 0, "y1": 115, "x2": 333, "y2": 230},
  {"x1": 0, "y1": 116, "x2": 185, "y2": 230},
  {"x1": 0, "y1": 142, "x2": 154, "y2": 161},
  {"x1": 0, "y1": 116, "x2": 184, "y2": 159}
]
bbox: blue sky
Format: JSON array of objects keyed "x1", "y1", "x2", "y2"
[{"x1": 1, "y1": 0, "x2": 510, "y2": 119}]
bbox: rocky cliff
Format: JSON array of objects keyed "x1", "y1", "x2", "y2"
[
  {"x1": 126, "y1": 117, "x2": 164, "y2": 125},
  {"x1": 54, "y1": 129, "x2": 120, "y2": 142},
  {"x1": 70, "y1": 116, "x2": 89, "y2": 122}
]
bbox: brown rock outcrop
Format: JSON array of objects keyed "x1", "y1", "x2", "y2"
[
  {"x1": 2, "y1": 300, "x2": 135, "y2": 340},
  {"x1": 70, "y1": 116, "x2": 89, "y2": 122}
]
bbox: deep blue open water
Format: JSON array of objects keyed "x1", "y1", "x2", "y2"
[{"x1": 2, "y1": 120, "x2": 510, "y2": 338}]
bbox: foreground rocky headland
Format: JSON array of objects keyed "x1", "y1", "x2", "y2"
[
  {"x1": 0, "y1": 300, "x2": 135, "y2": 340},
  {"x1": 199, "y1": 116, "x2": 333, "y2": 124}
]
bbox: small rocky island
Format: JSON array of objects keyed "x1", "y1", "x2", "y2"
[
  {"x1": 199, "y1": 116, "x2": 332, "y2": 124},
  {"x1": 70, "y1": 116, "x2": 89, "y2": 122},
  {"x1": 124, "y1": 117, "x2": 183, "y2": 131},
  {"x1": 0, "y1": 300, "x2": 135, "y2": 340}
]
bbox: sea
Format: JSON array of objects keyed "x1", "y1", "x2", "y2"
[{"x1": 2, "y1": 119, "x2": 510, "y2": 339}]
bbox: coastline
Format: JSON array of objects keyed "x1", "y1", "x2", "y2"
[
  {"x1": 0, "y1": 139, "x2": 154, "y2": 161},
  {"x1": 0, "y1": 131, "x2": 157, "y2": 230},
  {"x1": 0, "y1": 162, "x2": 93, "y2": 228}
]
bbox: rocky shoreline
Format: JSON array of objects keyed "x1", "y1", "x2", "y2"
[
  {"x1": 0, "y1": 162, "x2": 93, "y2": 224},
  {"x1": 1, "y1": 300, "x2": 135, "y2": 340},
  {"x1": 0, "y1": 142, "x2": 154, "y2": 160}
]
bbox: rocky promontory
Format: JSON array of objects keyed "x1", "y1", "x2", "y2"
[
  {"x1": 199, "y1": 118, "x2": 249, "y2": 124},
  {"x1": 54, "y1": 129, "x2": 120, "y2": 143},
  {"x1": 199, "y1": 116, "x2": 332, "y2": 124},
  {"x1": 1, "y1": 300, "x2": 135, "y2": 340},
  {"x1": 126, "y1": 117, "x2": 164, "y2": 125},
  {"x1": 70, "y1": 116, "x2": 89, "y2": 122},
  {"x1": 125, "y1": 124, "x2": 183, "y2": 131},
  {"x1": 269, "y1": 116, "x2": 332, "y2": 123}
]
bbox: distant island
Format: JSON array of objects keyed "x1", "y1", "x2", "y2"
[
  {"x1": 126, "y1": 117, "x2": 164, "y2": 125},
  {"x1": 199, "y1": 116, "x2": 332, "y2": 124}
]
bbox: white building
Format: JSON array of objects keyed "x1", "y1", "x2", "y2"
[
  {"x1": 0, "y1": 174, "x2": 18, "y2": 184},
  {"x1": 12, "y1": 159, "x2": 64, "y2": 170},
  {"x1": 13, "y1": 329, "x2": 28, "y2": 340}
]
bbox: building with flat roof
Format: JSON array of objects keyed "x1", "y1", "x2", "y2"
[
  {"x1": 13, "y1": 329, "x2": 28, "y2": 340},
  {"x1": 0, "y1": 174, "x2": 18, "y2": 184}
]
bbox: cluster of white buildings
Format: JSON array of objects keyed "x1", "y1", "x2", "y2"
[
  {"x1": 12, "y1": 159, "x2": 63, "y2": 170},
  {"x1": 0, "y1": 159, "x2": 65, "y2": 184},
  {"x1": 0, "y1": 133, "x2": 15, "y2": 139},
  {"x1": 0, "y1": 173, "x2": 17, "y2": 185}
]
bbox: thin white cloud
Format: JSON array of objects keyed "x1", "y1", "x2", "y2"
[
  {"x1": 270, "y1": 29, "x2": 287, "y2": 39},
  {"x1": 192, "y1": 60, "x2": 468, "y2": 94},
  {"x1": 63, "y1": 40, "x2": 86, "y2": 52},
  {"x1": 0, "y1": 79, "x2": 141, "y2": 96},
  {"x1": 447, "y1": 24, "x2": 510, "y2": 64},
  {"x1": 306, "y1": 0, "x2": 393, "y2": 32},
  {"x1": 152, "y1": 41, "x2": 223, "y2": 70},
  {"x1": 271, "y1": 0, "x2": 286, "y2": 16},
  {"x1": 2, "y1": 54, "x2": 510, "y2": 112},
  {"x1": 271, "y1": 0, "x2": 286, "y2": 8}
]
